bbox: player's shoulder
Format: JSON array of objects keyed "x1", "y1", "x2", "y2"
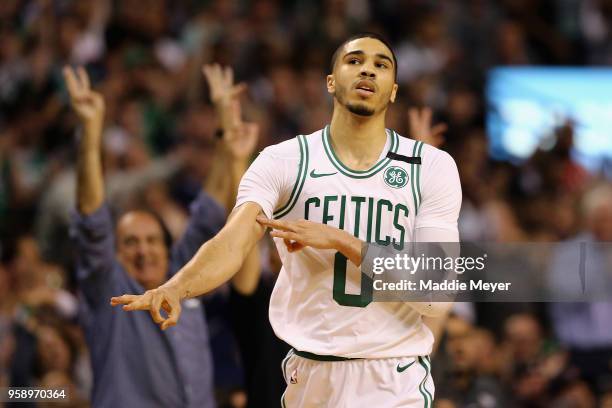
[
  {"x1": 260, "y1": 136, "x2": 302, "y2": 160},
  {"x1": 260, "y1": 128, "x2": 324, "y2": 159}
]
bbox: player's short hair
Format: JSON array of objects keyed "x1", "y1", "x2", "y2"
[{"x1": 330, "y1": 33, "x2": 398, "y2": 81}]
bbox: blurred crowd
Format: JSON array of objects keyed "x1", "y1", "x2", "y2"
[{"x1": 1, "y1": 0, "x2": 611, "y2": 407}]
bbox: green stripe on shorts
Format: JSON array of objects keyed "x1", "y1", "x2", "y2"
[{"x1": 417, "y1": 356, "x2": 432, "y2": 408}]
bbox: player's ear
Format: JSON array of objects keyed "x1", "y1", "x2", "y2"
[
  {"x1": 390, "y1": 83, "x2": 398, "y2": 103},
  {"x1": 326, "y1": 74, "x2": 335, "y2": 94}
]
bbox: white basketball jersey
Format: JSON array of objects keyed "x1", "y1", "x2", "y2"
[{"x1": 235, "y1": 125, "x2": 461, "y2": 358}]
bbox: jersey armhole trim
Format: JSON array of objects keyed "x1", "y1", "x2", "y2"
[
  {"x1": 273, "y1": 135, "x2": 309, "y2": 219},
  {"x1": 410, "y1": 141, "x2": 424, "y2": 214}
]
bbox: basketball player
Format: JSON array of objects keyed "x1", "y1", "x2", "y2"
[{"x1": 112, "y1": 33, "x2": 461, "y2": 407}]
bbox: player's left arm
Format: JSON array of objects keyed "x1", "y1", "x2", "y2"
[
  {"x1": 255, "y1": 217, "x2": 362, "y2": 266},
  {"x1": 414, "y1": 146, "x2": 462, "y2": 328}
]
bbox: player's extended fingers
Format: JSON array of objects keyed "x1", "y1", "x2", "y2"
[
  {"x1": 121, "y1": 295, "x2": 152, "y2": 311},
  {"x1": 149, "y1": 293, "x2": 165, "y2": 324},
  {"x1": 123, "y1": 301, "x2": 146, "y2": 311},
  {"x1": 110, "y1": 294, "x2": 140, "y2": 306},
  {"x1": 256, "y1": 216, "x2": 296, "y2": 231},
  {"x1": 77, "y1": 66, "x2": 90, "y2": 90},
  {"x1": 161, "y1": 298, "x2": 182, "y2": 330},
  {"x1": 270, "y1": 230, "x2": 300, "y2": 242}
]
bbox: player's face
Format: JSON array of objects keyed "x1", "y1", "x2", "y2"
[
  {"x1": 327, "y1": 38, "x2": 398, "y2": 117},
  {"x1": 116, "y1": 211, "x2": 169, "y2": 290}
]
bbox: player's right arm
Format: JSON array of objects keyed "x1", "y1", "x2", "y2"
[
  {"x1": 110, "y1": 201, "x2": 266, "y2": 329},
  {"x1": 111, "y1": 137, "x2": 299, "y2": 329},
  {"x1": 171, "y1": 202, "x2": 265, "y2": 296}
]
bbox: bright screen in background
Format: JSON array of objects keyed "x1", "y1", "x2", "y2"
[{"x1": 486, "y1": 67, "x2": 612, "y2": 175}]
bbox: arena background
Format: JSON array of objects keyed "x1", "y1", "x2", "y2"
[{"x1": 0, "y1": 0, "x2": 611, "y2": 407}]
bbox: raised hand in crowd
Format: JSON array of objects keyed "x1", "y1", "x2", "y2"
[
  {"x1": 63, "y1": 66, "x2": 105, "y2": 132},
  {"x1": 63, "y1": 66, "x2": 105, "y2": 215},
  {"x1": 408, "y1": 107, "x2": 448, "y2": 148},
  {"x1": 202, "y1": 64, "x2": 259, "y2": 210},
  {"x1": 202, "y1": 64, "x2": 261, "y2": 294}
]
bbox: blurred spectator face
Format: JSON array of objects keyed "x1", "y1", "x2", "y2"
[
  {"x1": 445, "y1": 317, "x2": 479, "y2": 372},
  {"x1": 504, "y1": 314, "x2": 542, "y2": 364},
  {"x1": 116, "y1": 212, "x2": 169, "y2": 290},
  {"x1": 118, "y1": 99, "x2": 145, "y2": 139},
  {"x1": 473, "y1": 329, "x2": 500, "y2": 375},
  {"x1": 12, "y1": 236, "x2": 45, "y2": 291},
  {"x1": 447, "y1": 88, "x2": 479, "y2": 127},
  {"x1": 328, "y1": 37, "x2": 398, "y2": 117},
  {"x1": 271, "y1": 66, "x2": 298, "y2": 110},
  {"x1": 58, "y1": 16, "x2": 83, "y2": 58},
  {"x1": 496, "y1": 21, "x2": 528, "y2": 64},
  {"x1": 29, "y1": 46, "x2": 53, "y2": 85},
  {"x1": 553, "y1": 381, "x2": 596, "y2": 408},
  {"x1": 179, "y1": 105, "x2": 217, "y2": 178},
  {"x1": 417, "y1": 13, "x2": 445, "y2": 45}
]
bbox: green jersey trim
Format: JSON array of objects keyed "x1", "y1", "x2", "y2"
[
  {"x1": 273, "y1": 135, "x2": 309, "y2": 219},
  {"x1": 416, "y1": 141, "x2": 424, "y2": 206},
  {"x1": 410, "y1": 141, "x2": 424, "y2": 213},
  {"x1": 322, "y1": 125, "x2": 399, "y2": 179}
]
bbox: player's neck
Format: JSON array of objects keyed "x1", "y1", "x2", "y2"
[{"x1": 329, "y1": 108, "x2": 387, "y2": 169}]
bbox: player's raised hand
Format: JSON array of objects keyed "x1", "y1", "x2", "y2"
[
  {"x1": 110, "y1": 287, "x2": 182, "y2": 330},
  {"x1": 63, "y1": 66, "x2": 105, "y2": 129},
  {"x1": 408, "y1": 107, "x2": 447, "y2": 148}
]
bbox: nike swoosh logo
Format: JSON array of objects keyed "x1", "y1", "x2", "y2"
[
  {"x1": 310, "y1": 170, "x2": 338, "y2": 178},
  {"x1": 396, "y1": 360, "x2": 416, "y2": 373}
]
